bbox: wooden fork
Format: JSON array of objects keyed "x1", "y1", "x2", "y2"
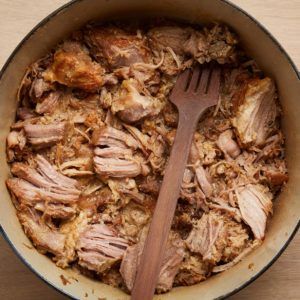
[{"x1": 131, "y1": 64, "x2": 221, "y2": 300}]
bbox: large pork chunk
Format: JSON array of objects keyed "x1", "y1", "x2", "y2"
[
  {"x1": 232, "y1": 77, "x2": 277, "y2": 147},
  {"x1": 85, "y1": 27, "x2": 150, "y2": 68},
  {"x1": 111, "y1": 79, "x2": 161, "y2": 124},
  {"x1": 24, "y1": 122, "x2": 65, "y2": 149},
  {"x1": 236, "y1": 184, "x2": 273, "y2": 240},
  {"x1": 43, "y1": 41, "x2": 104, "y2": 91},
  {"x1": 76, "y1": 224, "x2": 128, "y2": 273}
]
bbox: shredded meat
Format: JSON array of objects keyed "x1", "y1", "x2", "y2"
[
  {"x1": 175, "y1": 254, "x2": 210, "y2": 286},
  {"x1": 24, "y1": 122, "x2": 65, "y2": 148},
  {"x1": 186, "y1": 212, "x2": 223, "y2": 261},
  {"x1": 120, "y1": 230, "x2": 184, "y2": 293},
  {"x1": 6, "y1": 19, "x2": 287, "y2": 294},
  {"x1": 93, "y1": 126, "x2": 149, "y2": 178},
  {"x1": 195, "y1": 165, "x2": 213, "y2": 198},
  {"x1": 7, "y1": 155, "x2": 80, "y2": 219},
  {"x1": 36, "y1": 91, "x2": 60, "y2": 114},
  {"x1": 77, "y1": 224, "x2": 128, "y2": 273}
]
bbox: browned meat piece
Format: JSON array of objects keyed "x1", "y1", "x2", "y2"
[
  {"x1": 111, "y1": 79, "x2": 161, "y2": 124},
  {"x1": 36, "y1": 91, "x2": 60, "y2": 114},
  {"x1": 43, "y1": 41, "x2": 104, "y2": 91},
  {"x1": 195, "y1": 165, "x2": 213, "y2": 198},
  {"x1": 217, "y1": 129, "x2": 240, "y2": 159},
  {"x1": 149, "y1": 25, "x2": 238, "y2": 74},
  {"x1": 77, "y1": 224, "x2": 128, "y2": 273},
  {"x1": 120, "y1": 230, "x2": 184, "y2": 293},
  {"x1": 85, "y1": 27, "x2": 150, "y2": 68},
  {"x1": 205, "y1": 24, "x2": 238, "y2": 64},
  {"x1": 148, "y1": 26, "x2": 192, "y2": 55},
  {"x1": 92, "y1": 126, "x2": 141, "y2": 150},
  {"x1": 236, "y1": 184, "x2": 273, "y2": 239},
  {"x1": 18, "y1": 208, "x2": 66, "y2": 256},
  {"x1": 186, "y1": 213, "x2": 223, "y2": 261},
  {"x1": 6, "y1": 130, "x2": 27, "y2": 161},
  {"x1": 265, "y1": 169, "x2": 288, "y2": 186},
  {"x1": 94, "y1": 157, "x2": 145, "y2": 178},
  {"x1": 232, "y1": 77, "x2": 277, "y2": 147},
  {"x1": 148, "y1": 26, "x2": 191, "y2": 75},
  {"x1": 24, "y1": 122, "x2": 65, "y2": 148}
]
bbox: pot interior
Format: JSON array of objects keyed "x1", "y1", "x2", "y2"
[{"x1": 0, "y1": 0, "x2": 299, "y2": 299}]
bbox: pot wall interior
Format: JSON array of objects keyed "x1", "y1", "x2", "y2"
[{"x1": 0, "y1": 0, "x2": 299, "y2": 299}]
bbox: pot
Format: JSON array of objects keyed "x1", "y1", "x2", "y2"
[{"x1": 0, "y1": 0, "x2": 299, "y2": 299}]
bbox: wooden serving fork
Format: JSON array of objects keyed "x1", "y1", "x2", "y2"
[{"x1": 132, "y1": 64, "x2": 221, "y2": 300}]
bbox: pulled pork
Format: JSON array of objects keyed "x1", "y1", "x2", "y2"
[
  {"x1": 6, "y1": 19, "x2": 287, "y2": 294},
  {"x1": 77, "y1": 224, "x2": 128, "y2": 273},
  {"x1": 120, "y1": 229, "x2": 185, "y2": 293}
]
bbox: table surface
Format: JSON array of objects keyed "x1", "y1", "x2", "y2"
[{"x1": 0, "y1": 0, "x2": 299, "y2": 299}]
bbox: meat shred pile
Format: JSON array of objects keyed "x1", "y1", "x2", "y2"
[{"x1": 6, "y1": 20, "x2": 288, "y2": 293}]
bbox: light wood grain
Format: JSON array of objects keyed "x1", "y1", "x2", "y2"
[{"x1": 0, "y1": 1, "x2": 299, "y2": 299}]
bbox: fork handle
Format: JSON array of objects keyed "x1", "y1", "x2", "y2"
[{"x1": 131, "y1": 109, "x2": 204, "y2": 300}]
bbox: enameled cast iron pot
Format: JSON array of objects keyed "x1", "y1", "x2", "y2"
[{"x1": 0, "y1": 0, "x2": 299, "y2": 299}]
